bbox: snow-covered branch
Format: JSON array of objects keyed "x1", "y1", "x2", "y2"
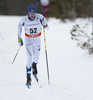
[{"x1": 70, "y1": 24, "x2": 93, "y2": 54}]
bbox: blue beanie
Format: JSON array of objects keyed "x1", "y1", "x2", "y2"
[{"x1": 28, "y1": 4, "x2": 36, "y2": 13}]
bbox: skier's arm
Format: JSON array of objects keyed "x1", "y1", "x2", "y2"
[
  {"x1": 40, "y1": 15, "x2": 49, "y2": 29},
  {"x1": 18, "y1": 17, "x2": 24, "y2": 46},
  {"x1": 18, "y1": 17, "x2": 24, "y2": 39}
]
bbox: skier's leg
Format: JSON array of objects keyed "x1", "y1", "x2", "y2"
[
  {"x1": 33, "y1": 44, "x2": 41, "y2": 63},
  {"x1": 25, "y1": 44, "x2": 33, "y2": 76},
  {"x1": 25, "y1": 37, "x2": 33, "y2": 85},
  {"x1": 32, "y1": 39, "x2": 41, "y2": 76}
]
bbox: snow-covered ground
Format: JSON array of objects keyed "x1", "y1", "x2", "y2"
[{"x1": 0, "y1": 16, "x2": 93, "y2": 100}]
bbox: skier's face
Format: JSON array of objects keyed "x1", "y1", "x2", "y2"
[{"x1": 28, "y1": 11, "x2": 35, "y2": 19}]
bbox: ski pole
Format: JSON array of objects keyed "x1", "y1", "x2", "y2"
[
  {"x1": 11, "y1": 46, "x2": 21, "y2": 64},
  {"x1": 43, "y1": 27, "x2": 50, "y2": 85}
]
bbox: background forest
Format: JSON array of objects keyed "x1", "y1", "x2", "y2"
[{"x1": 0, "y1": 0, "x2": 92, "y2": 20}]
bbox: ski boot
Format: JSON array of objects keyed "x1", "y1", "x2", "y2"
[
  {"x1": 32, "y1": 62, "x2": 38, "y2": 76},
  {"x1": 32, "y1": 62, "x2": 38, "y2": 82},
  {"x1": 26, "y1": 76, "x2": 31, "y2": 88}
]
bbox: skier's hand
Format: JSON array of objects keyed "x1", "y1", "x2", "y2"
[
  {"x1": 43, "y1": 24, "x2": 48, "y2": 28},
  {"x1": 43, "y1": 24, "x2": 49, "y2": 30},
  {"x1": 42, "y1": 21, "x2": 47, "y2": 28},
  {"x1": 42, "y1": 19, "x2": 49, "y2": 30},
  {"x1": 18, "y1": 38, "x2": 23, "y2": 46}
]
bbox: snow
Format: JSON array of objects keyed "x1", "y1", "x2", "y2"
[{"x1": 0, "y1": 16, "x2": 93, "y2": 100}]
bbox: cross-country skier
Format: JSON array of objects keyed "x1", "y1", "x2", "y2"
[{"x1": 18, "y1": 4, "x2": 48, "y2": 87}]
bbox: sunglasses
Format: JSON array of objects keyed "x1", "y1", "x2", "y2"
[{"x1": 29, "y1": 12, "x2": 35, "y2": 15}]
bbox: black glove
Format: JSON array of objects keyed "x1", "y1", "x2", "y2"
[
  {"x1": 42, "y1": 21, "x2": 47, "y2": 28},
  {"x1": 43, "y1": 24, "x2": 48, "y2": 28}
]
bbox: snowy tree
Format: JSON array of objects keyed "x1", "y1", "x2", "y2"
[{"x1": 70, "y1": 24, "x2": 93, "y2": 54}]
